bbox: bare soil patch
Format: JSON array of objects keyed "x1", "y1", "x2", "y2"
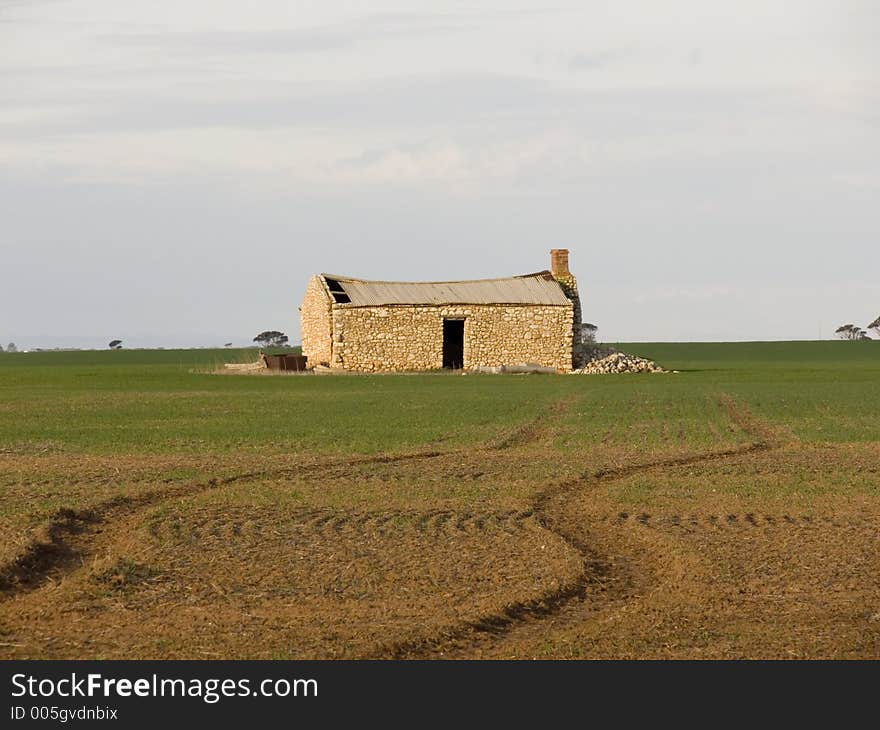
[
  {"x1": 418, "y1": 443, "x2": 880, "y2": 659},
  {"x1": 0, "y1": 503, "x2": 580, "y2": 659},
  {"x1": 2, "y1": 394, "x2": 878, "y2": 660}
]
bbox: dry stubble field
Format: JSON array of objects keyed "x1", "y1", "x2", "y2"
[{"x1": 0, "y1": 342, "x2": 878, "y2": 659}]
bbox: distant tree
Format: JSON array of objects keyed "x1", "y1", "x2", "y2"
[
  {"x1": 835, "y1": 324, "x2": 868, "y2": 340},
  {"x1": 868, "y1": 316, "x2": 880, "y2": 339},
  {"x1": 253, "y1": 330, "x2": 289, "y2": 348},
  {"x1": 579, "y1": 323, "x2": 598, "y2": 345},
  {"x1": 572, "y1": 323, "x2": 611, "y2": 368},
  {"x1": 108, "y1": 339, "x2": 123, "y2": 349},
  {"x1": 224, "y1": 342, "x2": 233, "y2": 348},
  {"x1": 6, "y1": 342, "x2": 16, "y2": 353}
]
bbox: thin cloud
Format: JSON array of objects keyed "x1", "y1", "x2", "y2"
[
  {"x1": 0, "y1": 72, "x2": 809, "y2": 139},
  {"x1": 569, "y1": 50, "x2": 622, "y2": 70},
  {"x1": 96, "y1": 12, "x2": 479, "y2": 56}
]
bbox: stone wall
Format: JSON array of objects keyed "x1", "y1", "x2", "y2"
[
  {"x1": 329, "y1": 303, "x2": 573, "y2": 372},
  {"x1": 553, "y1": 272, "x2": 581, "y2": 327},
  {"x1": 299, "y1": 275, "x2": 333, "y2": 367}
]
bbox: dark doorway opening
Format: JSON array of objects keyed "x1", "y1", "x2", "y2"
[{"x1": 442, "y1": 319, "x2": 464, "y2": 369}]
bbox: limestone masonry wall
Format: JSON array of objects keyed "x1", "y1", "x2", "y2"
[
  {"x1": 331, "y1": 303, "x2": 573, "y2": 372},
  {"x1": 299, "y1": 275, "x2": 333, "y2": 367}
]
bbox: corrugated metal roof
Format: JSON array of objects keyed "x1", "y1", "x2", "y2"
[{"x1": 320, "y1": 271, "x2": 571, "y2": 307}]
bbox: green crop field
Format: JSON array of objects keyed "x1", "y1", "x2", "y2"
[
  {"x1": 1, "y1": 341, "x2": 879, "y2": 660},
  {"x1": 1, "y1": 341, "x2": 877, "y2": 456}
]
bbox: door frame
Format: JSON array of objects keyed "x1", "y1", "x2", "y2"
[{"x1": 441, "y1": 317, "x2": 466, "y2": 369}]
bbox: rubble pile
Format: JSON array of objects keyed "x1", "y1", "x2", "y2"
[{"x1": 571, "y1": 351, "x2": 666, "y2": 374}]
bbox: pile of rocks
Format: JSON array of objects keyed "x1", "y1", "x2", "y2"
[{"x1": 571, "y1": 351, "x2": 666, "y2": 374}]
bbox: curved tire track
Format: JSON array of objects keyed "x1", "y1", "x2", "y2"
[
  {"x1": 0, "y1": 400, "x2": 563, "y2": 600},
  {"x1": 374, "y1": 394, "x2": 780, "y2": 659},
  {"x1": 0, "y1": 448, "x2": 453, "y2": 597},
  {"x1": 2, "y1": 388, "x2": 779, "y2": 665},
  {"x1": 145, "y1": 508, "x2": 535, "y2": 544}
]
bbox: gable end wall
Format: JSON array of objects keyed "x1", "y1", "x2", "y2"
[{"x1": 299, "y1": 275, "x2": 333, "y2": 366}]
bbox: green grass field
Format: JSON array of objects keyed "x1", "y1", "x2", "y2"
[
  {"x1": 2, "y1": 340, "x2": 879, "y2": 659},
  {"x1": 1, "y1": 341, "x2": 877, "y2": 456}
]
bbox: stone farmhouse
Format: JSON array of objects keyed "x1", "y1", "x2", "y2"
[{"x1": 299, "y1": 249, "x2": 581, "y2": 373}]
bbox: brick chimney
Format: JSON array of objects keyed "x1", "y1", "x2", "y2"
[
  {"x1": 550, "y1": 248, "x2": 570, "y2": 277},
  {"x1": 549, "y1": 248, "x2": 582, "y2": 369}
]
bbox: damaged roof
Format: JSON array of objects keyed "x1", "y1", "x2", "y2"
[{"x1": 319, "y1": 271, "x2": 571, "y2": 307}]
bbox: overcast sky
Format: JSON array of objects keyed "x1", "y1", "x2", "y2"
[{"x1": 1, "y1": 1, "x2": 877, "y2": 348}]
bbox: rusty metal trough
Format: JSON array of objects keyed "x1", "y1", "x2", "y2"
[{"x1": 263, "y1": 354, "x2": 308, "y2": 371}]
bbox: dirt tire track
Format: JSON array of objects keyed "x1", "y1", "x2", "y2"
[
  {"x1": 0, "y1": 399, "x2": 565, "y2": 600},
  {"x1": 534, "y1": 440, "x2": 771, "y2": 516},
  {"x1": 144, "y1": 508, "x2": 535, "y2": 544},
  {"x1": 374, "y1": 394, "x2": 781, "y2": 659},
  {"x1": 612, "y1": 511, "x2": 839, "y2": 531},
  {"x1": 374, "y1": 442, "x2": 771, "y2": 659},
  {"x1": 2, "y1": 389, "x2": 783, "y2": 662},
  {"x1": 718, "y1": 392, "x2": 796, "y2": 447},
  {"x1": 491, "y1": 397, "x2": 574, "y2": 451},
  {"x1": 0, "y1": 448, "x2": 455, "y2": 598}
]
